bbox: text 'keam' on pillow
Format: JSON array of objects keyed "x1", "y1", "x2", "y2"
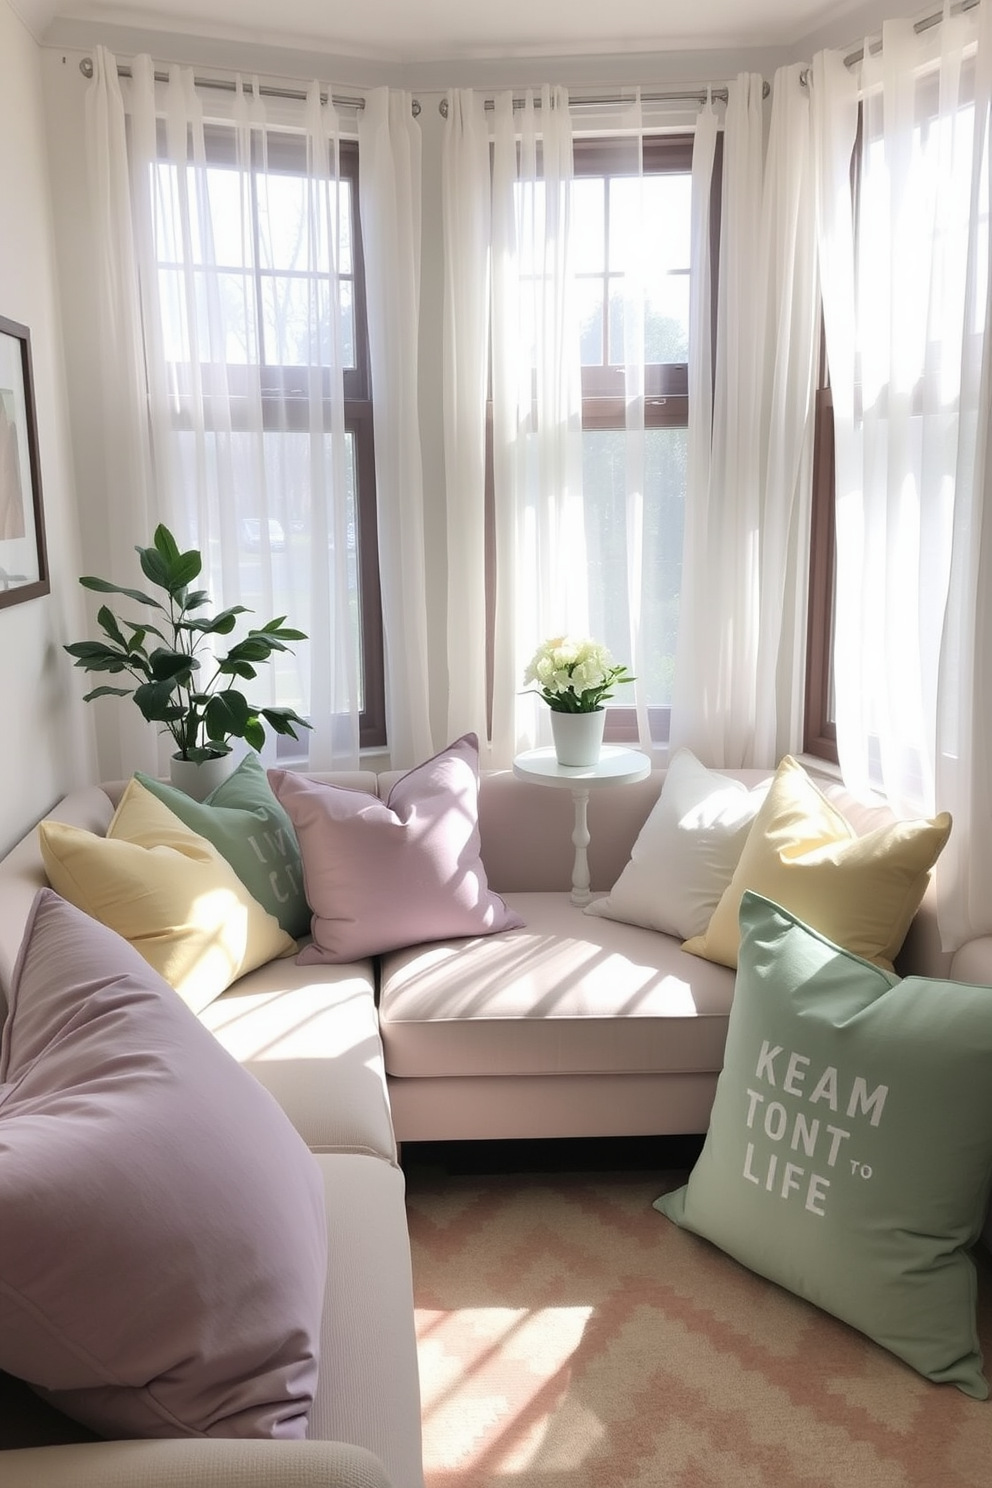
[
  {"x1": 38, "y1": 777, "x2": 296, "y2": 1014},
  {"x1": 269, "y1": 732, "x2": 523, "y2": 964},
  {"x1": 681, "y1": 754, "x2": 951, "y2": 971},
  {"x1": 585, "y1": 746, "x2": 767, "y2": 940},
  {"x1": 0, "y1": 888, "x2": 326, "y2": 1439},
  {"x1": 658, "y1": 890, "x2": 992, "y2": 1399}
]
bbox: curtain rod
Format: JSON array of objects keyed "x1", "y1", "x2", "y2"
[
  {"x1": 437, "y1": 81, "x2": 769, "y2": 118},
  {"x1": 842, "y1": 0, "x2": 979, "y2": 69},
  {"x1": 77, "y1": 57, "x2": 422, "y2": 115}
]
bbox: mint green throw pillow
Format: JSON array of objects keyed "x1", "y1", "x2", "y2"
[
  {"x1": 136, "y1": 754, "x2": 309, "y2": 938},
  {"x1": 656, "y1": 890, "x2": 992, "y2": 1399}
]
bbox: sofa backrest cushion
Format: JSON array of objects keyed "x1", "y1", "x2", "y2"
[
  {"x1": 270, "y1": 733, "x2": 524, "y2": 963},
  {"x1": 0, "y1": 888, "x2": 327, "y2": 1439}
]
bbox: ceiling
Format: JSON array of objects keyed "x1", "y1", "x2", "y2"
[{"x1": 15, "y1": 0, "x2": 904, "y2": 66}]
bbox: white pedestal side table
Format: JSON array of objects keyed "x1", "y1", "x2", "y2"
[{"x1": 512, "y1": 744, "x2": 652, "y2": 906}]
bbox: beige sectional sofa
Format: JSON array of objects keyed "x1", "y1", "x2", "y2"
[
  {"x1": 0, "y1": 772, "x2": 421, "y2": 1488},
  {"x1": 0, "y1": 755, "x2": 975, "y2": 1486}
]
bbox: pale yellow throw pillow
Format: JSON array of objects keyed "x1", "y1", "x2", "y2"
[
  {"x1": 39, "y1": 779, "x2": 296, "y2": 1013},
  {"x1": 681, "y1": 755, "x2": 951, "y2": 971}
]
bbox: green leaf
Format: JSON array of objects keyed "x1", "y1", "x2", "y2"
[
  {"x1": 96, "y1": 606, "x2": 128, "y2": 649},
  {"x1": 152, "y1": 524, "x2": 182, "y2": 565},
  {"x1": 148, "y1": 648, "x2": 197, "y2": 684},
  {"x1": 261, "y1": 706, "x2": 313, "y2": 737},
  {"x1": 205, "y1": 690, "x2": 251, "y2": 741},
  {"x1": 133, "y1": 679, "x2": 186, "y2": 723},
  {"x1": 257, "y1": 618, "x2": 307, "y2": 641},
  {"x1": 170, "y1": 552, "x2": 204, "y2": 590},
  {"x1": 64, "y1": 639, "x2": 126, "y2": 663},
  {"x1": 182, "y1": 606, "x2": 247, "y2": 636},
  {"x1": 79, "y1": 576, "x2": 164, "y2": 609},
  {"x1": 243, "y1": 716, "x2": 266, "y2": 751},
  {"x1": 137, "y1": 545, "x2": 170, "y2": 589},
  {"x1": 139, "y1": 527, "x2": 201, "y2": 596},
  {"x1": 225, "y1": 637, "x2": 275, "y2": 664},
  {"x1": 183, "y1": 589, "x2": 212, "y2": 611},
  {"x1": 220, "y1": 660, "x2": 259, "y2": 681},
  {"x1": 124, "y1": 620, "x2": 167, "y2": 648},
  {"x1": 82, "y1": 685, "x2": 134, "y2": 702}
]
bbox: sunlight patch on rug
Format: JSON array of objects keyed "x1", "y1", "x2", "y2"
[{"x1": 416, "y1": 1304, "x2": 601, "y2": 1475}]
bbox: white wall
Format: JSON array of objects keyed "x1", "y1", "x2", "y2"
[{"x1": 0, "y1": 0, "x2": 95, "y2": 856}]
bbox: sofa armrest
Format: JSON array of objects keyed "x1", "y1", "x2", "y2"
[{"x1": 0, "y1": 1439, "x2": 394, "y2": 1488}]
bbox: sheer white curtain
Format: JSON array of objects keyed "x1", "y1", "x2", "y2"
[
  {"x1": 671, "y1": 69, "x2": 819, "y2": 766},
  {"x1": 489, "y1": 87, "x2": 586, "y2": 766},
  {"x1": 359, "y1": 89, "x2": 434, "y2": 768},
  {"x1": 441, "y1": 89, "x2": 491, "y2": 752},
  {"x1": 85, "y1": 49, "x2": 366, "y2": 773},
  {"x1": 751, "y1": 64, "x2": 821, "y2": 763},
  {"x1": 814, "y1": 3, "x2": 992, "y2": 949},
  {"x1": 83, "y1": 50, "x2": 161, "y2": 780}
]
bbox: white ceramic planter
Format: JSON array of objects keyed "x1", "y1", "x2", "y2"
[
  {"x1": 169, "y1": 753, "x2": 236, "y2": 801},
  {"x1": 549, "y1": 708, "x2": 606, "y2": 767}
]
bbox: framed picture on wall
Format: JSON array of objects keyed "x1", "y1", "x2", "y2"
[{"x1": 0, "y1": 315, "x2": 49, "y2": 609}]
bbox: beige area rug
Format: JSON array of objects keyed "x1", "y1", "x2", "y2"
[{"x1": 405, "y1": 1166, "x2": 992, "y2": 1488}]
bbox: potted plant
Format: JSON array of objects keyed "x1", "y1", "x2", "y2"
[
  {"x1": 523, "y1": 635, "x2": 634, "y2": 766},
  {"x1": 65, "y1": 523, "x2": 311, "y2": 795}
]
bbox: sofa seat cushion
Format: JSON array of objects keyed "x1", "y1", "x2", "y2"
[
  {"x1": 199, "y1": 956, "x2": 396, "y2": 1160},
  {"x1": 377, "y1": 892, "x2": 736, "y2": 1079}
]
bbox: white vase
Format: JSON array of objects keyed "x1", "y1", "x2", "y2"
[
  {"x1": 549, "y1": 709, "x2": 606, "y2": 768},
  {"x1": 169, "y1": 753, "x2": 236, "y2": 802}
]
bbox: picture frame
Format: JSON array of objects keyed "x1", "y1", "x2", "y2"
[{"x1": 0, "y1": 315, "x2": 49, "y2": 609}]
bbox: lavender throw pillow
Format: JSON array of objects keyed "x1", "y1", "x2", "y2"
[
  {"x1": 0, "y1": 889, "x2": 327, "y2": 1440},
  {"x1": 269, "y1": 732, "x2": 523, "y2": 963}
]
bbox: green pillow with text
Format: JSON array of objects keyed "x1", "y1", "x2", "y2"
[
  {"x1": 137, "y1": 753, "x2": 309, "y2": 939},
  {"x1": 656, "y1": 890, "x2": 992, "y2": 1399}
]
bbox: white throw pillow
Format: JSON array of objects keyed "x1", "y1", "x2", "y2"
[{"x1": 584, "y1": 748, "x2": 767, "y2": 940}]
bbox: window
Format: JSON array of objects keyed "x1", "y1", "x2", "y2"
[
  {"x1": 573, "y1": 135, "x2": 700, "y2": 742},
  {"x1": 485, "y1": 131, "x2": 717, "y2": 742},
  {"x1": 150, "y1": 125, "x2": 385, "y2": 751}
]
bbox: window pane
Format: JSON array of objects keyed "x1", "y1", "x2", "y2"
[
  {"x1": 575, "y1": 276, "x2": 604, "y2": 366},
  {"x1": 157, "y1": 267, "x2": 257, "y2": 365},
  {"x1": 582, "y1": 426, "x2": 686, "y2": 706},
  {"x1": 260, "y1": 274, "x2": 354, "y2": 368},
  {"x1": 606, "y1": 173, "x2": 691, "y2": 365},
  {"x1": 201, "y1": 166, "x2": 251, "y2": 269},
  {"x1": 610, "y1": 175, "x2": 691, "y2": 272},
  {"x1": 570, "y1": 177, "x2": 604, "y2": 274},
  {"x1": 256, "y1": 172, "x2": 353, "y2": 278}
]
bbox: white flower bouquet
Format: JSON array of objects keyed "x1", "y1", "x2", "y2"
[{"x1": 523, "y1": 635, "x2": 634, "y2": 713}]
